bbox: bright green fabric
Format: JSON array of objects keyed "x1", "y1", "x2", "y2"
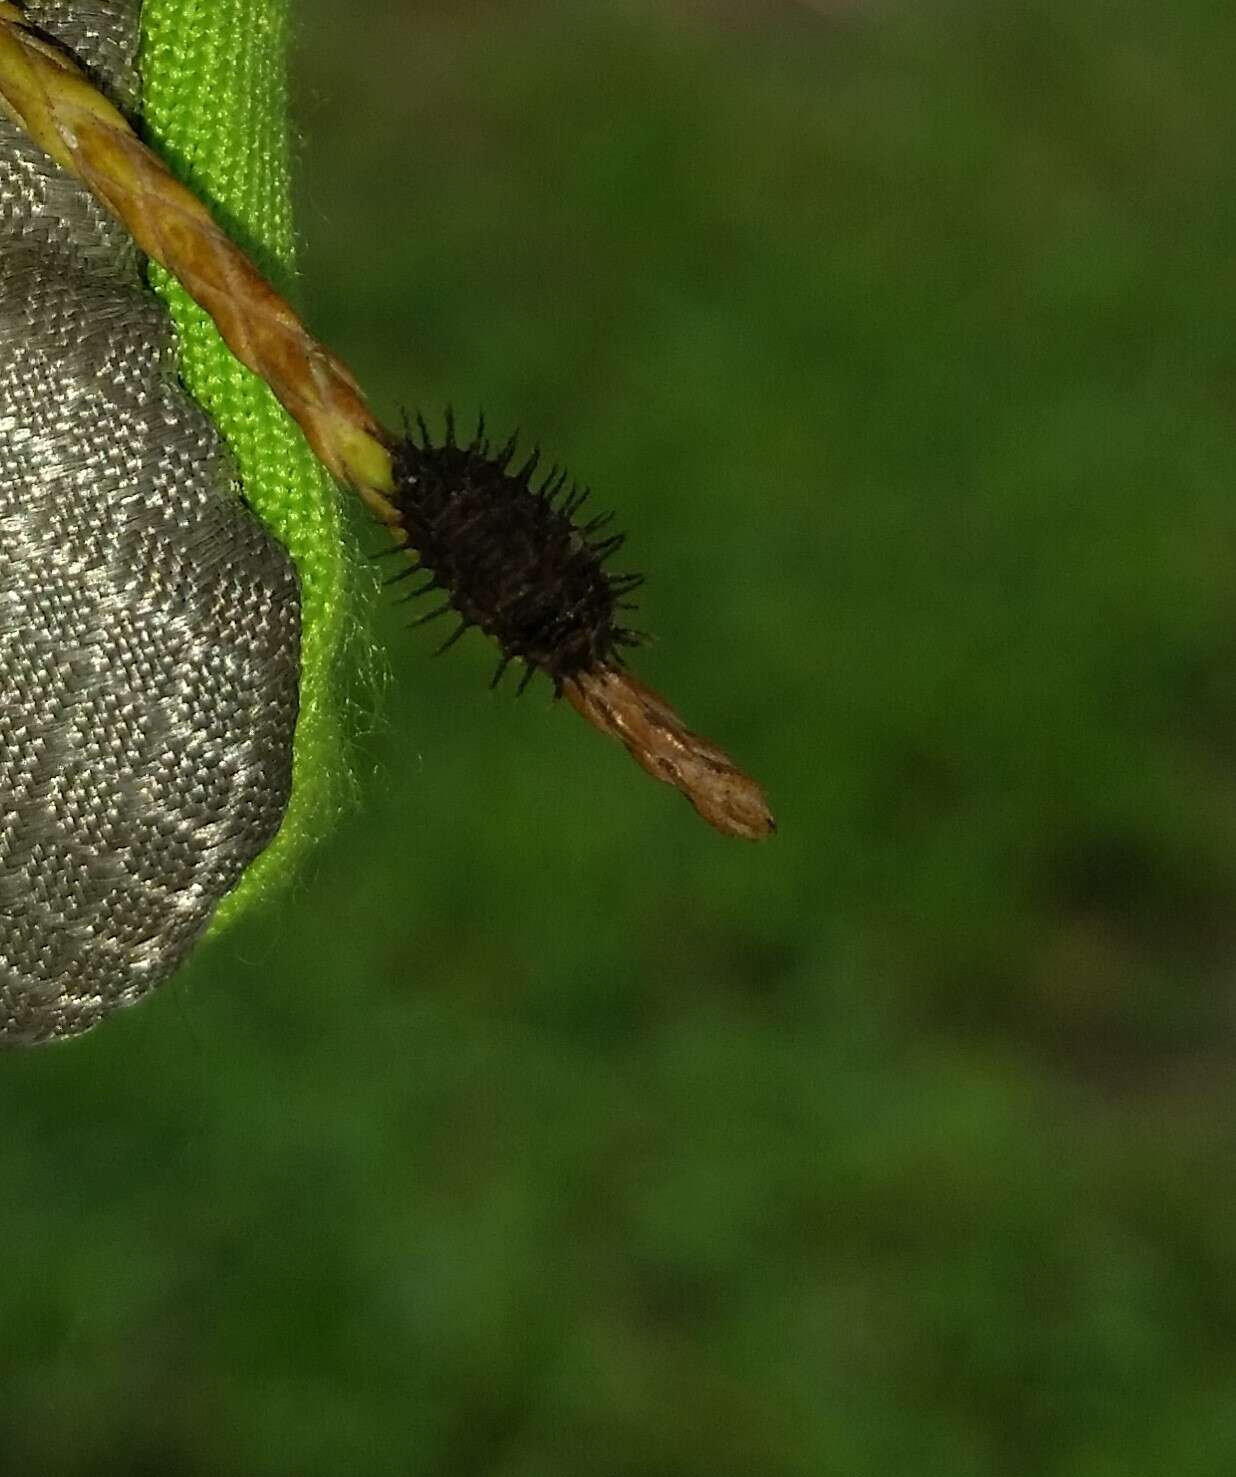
[{"x1": 138, "y1": 0, "x2": 351, "y2": 928}]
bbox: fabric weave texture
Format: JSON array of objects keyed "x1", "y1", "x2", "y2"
[
  {"x1": 0, "y1": 0, "x2": 302, "y2": 1042},
  {"x1": 140, "y1": 0, "x2": 353, "y2": 927}
]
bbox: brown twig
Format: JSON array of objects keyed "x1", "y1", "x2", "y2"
[
  {"x1": 0, "y1": 2, "x2": 774, "y2": 839},
  {"x1": 564, "y1": 669, "x2": 774, "y2": 840}
]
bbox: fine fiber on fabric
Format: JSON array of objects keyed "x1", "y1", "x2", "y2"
[
  {"x1": 140, "y1": 0, "x2": 353, "y2": 924},
  {"x1": 0, "y1": 0, "x2": 309, "y2": 1042}
]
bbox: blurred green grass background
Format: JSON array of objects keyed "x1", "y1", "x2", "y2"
[{"x1": 6, "y1": 0, "x2": 1236, "y2": 1471}]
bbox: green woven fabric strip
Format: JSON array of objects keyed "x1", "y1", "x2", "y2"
[{"x1": 139, "y1": 0, "x2": 350, "y2": 929}]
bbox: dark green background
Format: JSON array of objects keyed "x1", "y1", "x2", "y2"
[{"x1": 6, "y1": 0, "x2": 1236, "y2": 1471}]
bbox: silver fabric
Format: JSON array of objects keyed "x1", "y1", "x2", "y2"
[{"x1": 0, "y1": 2, "x2": 301, "y2": 1044}]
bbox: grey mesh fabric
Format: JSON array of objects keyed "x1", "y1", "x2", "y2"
[{"x1": 0, "y1": 1, "x2": 301, "y2": 1044}]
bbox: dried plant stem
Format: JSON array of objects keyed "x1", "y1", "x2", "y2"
[
  {"x1": 563, "y1": 669, "x2": 775, "y2": 841},
  {"x1": 0, "y1": 2, "x2": 774, "y2": 839},
  {"x1": 0, "y1": 1, "x2": 398, "y2": 518}
]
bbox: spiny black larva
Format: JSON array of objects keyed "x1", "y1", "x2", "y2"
[{"x1": 387, "y1": 411, "x2": 646, "y2": 693}]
